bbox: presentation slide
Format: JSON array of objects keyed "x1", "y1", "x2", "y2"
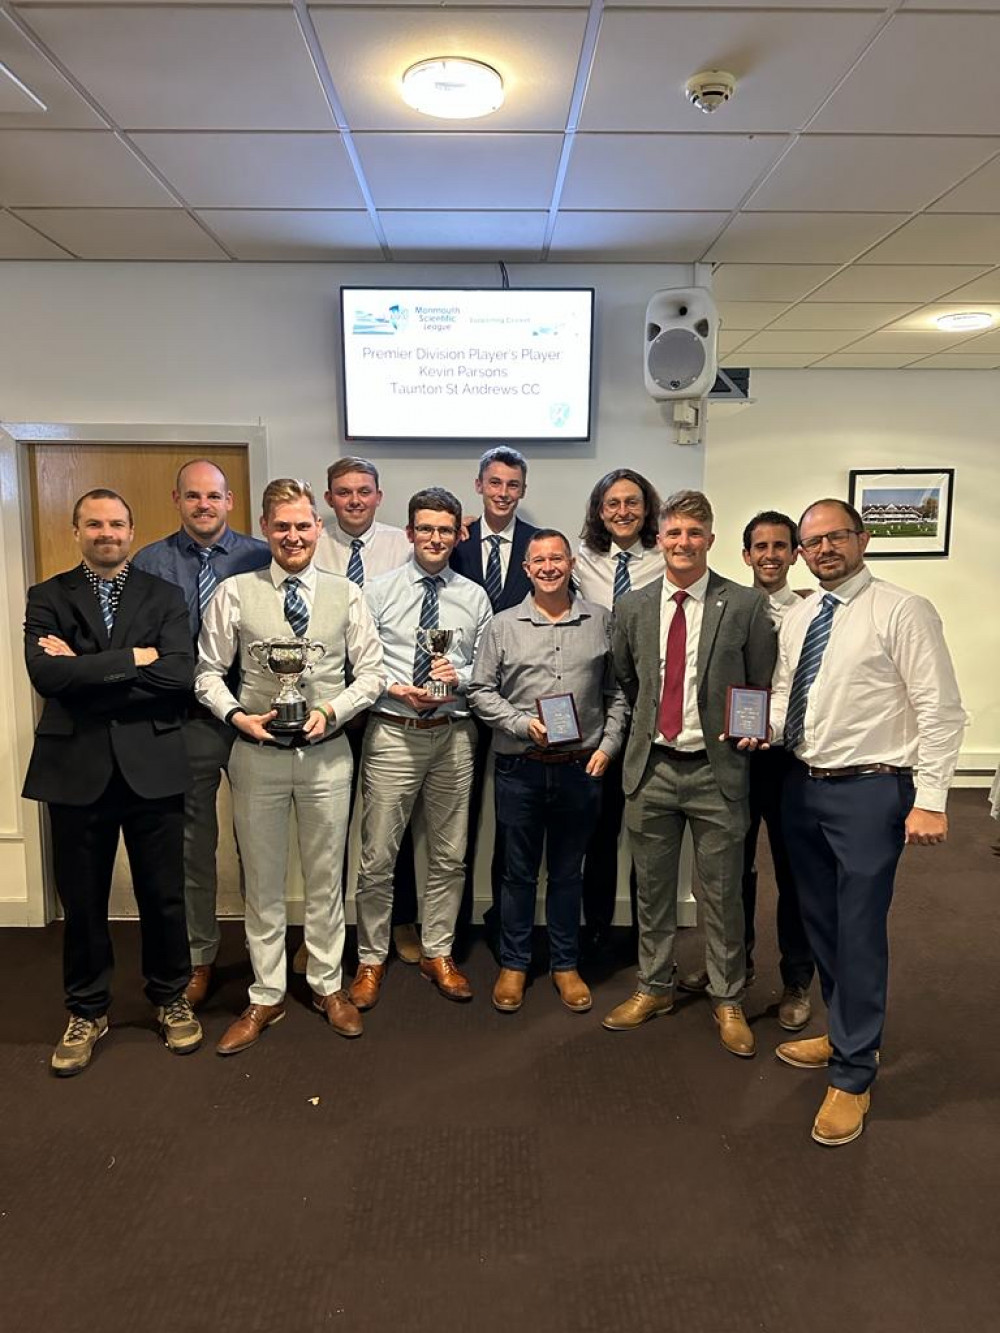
[{"x1": 341, "y1": 288, "x2": 594, "y2": 442}]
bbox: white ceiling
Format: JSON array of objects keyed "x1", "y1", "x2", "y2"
[{"x1": 2, "y1": 1, "x2": 1000, "y2": 367}]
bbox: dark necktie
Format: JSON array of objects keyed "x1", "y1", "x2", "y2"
[
  {"x1": 413, "y1": 575, "x2": 441, "y2": 686},
  {"x1": 97, "y1": 580, "x2": 115, "y2": 635},
  {"x1": 196, "y1": 546, "x2": 220, "y2": 622},
  {"x1": 656, "y1": 590, "x2": 689, "y2": 741},
  {"x1": 784, "y1": 593, "x2": 838, "y2": 752},
  {"x1": 284, "y1": 576, "x2": 309, "y2": 638},
  {"x1": 346, "y1": 538, "x2": 365, "y2": 588},
  {"x1": 613, "y1": 551, "x2": 632, "y2": 606},
  {"x1": 484, "y1": 535, "x2": 503, "y2": 610}
]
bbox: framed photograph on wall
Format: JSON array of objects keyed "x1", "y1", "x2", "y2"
[{"x1": 848, "y1": 468, "x2": 955, "y2": 558}]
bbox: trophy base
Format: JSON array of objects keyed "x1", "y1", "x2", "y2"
[{"x1": 268, "y1": 702, "x2": 309, "y2": 733}]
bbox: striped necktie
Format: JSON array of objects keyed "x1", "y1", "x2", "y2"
[
  {"x1": 612, "y1": 550, "x2": 632, "y2": 606},
  {"x1": 283, "y1": 576, "x2": 309, "y2": 638},
  {"x1": 346, "y1": 538, "x2": 365, "y2": 588},
  {"x1": 784, "y1": 593, "x2": 838, "y2": 752},
  {"x1": 413, "y1": 575, "x2": 441, "y2": 686},
  {"x1": 484, "y1": 535, "x2": 503, "y2": 610},
  {"x1": 196, "y1": 546, "x2": 220, "y2": 622},
  {"x1": 96, "y1": 580, "x2": 115, "y2": 635}
]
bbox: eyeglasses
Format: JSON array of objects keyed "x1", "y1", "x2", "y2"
[
  {"x1": 601, "y1": 498, "x2": 644, "y2": 514},
  {"x1": 412, "y1": 524, "x2": 457, "y2": 539},
  {"x1": 800, "y1": 528, "x2": 862, "y2": 553}
]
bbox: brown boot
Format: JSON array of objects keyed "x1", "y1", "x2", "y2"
[
  {"x1": 216, "y1": 1003, "x2": 285, "y2": 1056},
  {"x1": 348, "y1": 963, "x2": 385, "y2": 1012},
  {"x1": 551, "y1": 969, "x2": 592, "y2": 1013},
  {"x1": 713, "y1": 1003, "x2": 755, "y2": 1057},
  {"x1": 419, "y1": 955, "x2": 472, "y2": 1001},
  {"x1": 602, "y1": 990, "x2": 674, "y2": 1031},
  {"x1": 312, "y1": 990, "x2": 363, "y2": 1039},
  {"x1": 811, "y1": 1086, "x2": 871, "y2": 1146},
  {"x1": 492, "y1": 968, "x2": 526, "y2": 1013},
  {"x1": 184, "y1": 964, "x2": 213, "y2": 1011}
]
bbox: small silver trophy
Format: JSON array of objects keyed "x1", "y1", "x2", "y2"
[
  {"x1": 415, "y1": 627, "x2": 462, "y2": 701},
  {"x1": 248, "y1": 636, "x2": 326, "y2": 732}
]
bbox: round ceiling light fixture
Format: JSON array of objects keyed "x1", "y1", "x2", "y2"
[
  {"x1": 935, "y1": 311, "x2": 993, "y2": 332},
  {"x1": 401, "y1": 57, "x2": 504, "y2": 120}
]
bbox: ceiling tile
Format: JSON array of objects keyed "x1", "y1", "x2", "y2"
[
  {"x1": 814, "y1": 13, "x2": 1000, "y2": 134},
  {"x1": 311, "y1": 8, "x2": 586, "y2": 132},
  {"x1": 711, "y1": 264, "x2": 837, "y2": 301},
  {"x1": 0, "y1": 131, "x2": 173, "y2": 207},
  {"x1": 11, "y1": 208, "x2": 228, "y2": 259},
  {"x1": 718, "y1": 302, "x2": 789, "y2": 330},
  {"x1": 737, "y1": 331, "x2": 853, "y2": 354},
  {"x1": 0, "y1": 209, "x2": 71, "y2": 257},
  {"x1": 130, "y1": 133, "x2": 364, "y2": 208},
  {"x1": 939, "y1": 272, "x2": 1000, "y2": 302},
  {"x1": 860, "y1": 215, "x2": 1000, "y2": 266},
  {"x1": 353, "y1": 133, "x2": 562, "y2": 209},
  {"x1": 380, "y1": 211, "x2": 546, "y2": 260},
  {"x1": 582, "y1": 8, "x2": 881, "y2": 132},
  {"x1": 946, "y1": 326, "x2": 1000, "y2": 354},
  {"x1": 844, "y1": 330, "x2": 959, "y2": 355},
  {"x1": 0, "y1": 61, "x2": 46, "y2": 114},
  {"x1": 706, "y1": 213, "x2": 905, "y2": 264},
  {"x1": 748, "y1": 135, "x2": 998, "y2": 213},
  {"x1": 549, "y1": 211, "x2": 727, "y2": 261},
  {"x1": 909, "y1": 353, "x2": 1000, "y2": 368},
  {"x1": 0, "y1": 21, "x2": 103, "y2": 128},
  {"x1": 718, "y1": 331, "x2": 752, "y2": 356},
  {"x1": 738, "y1": 353, "x2": 819, "y2": 368},
  {"x1": 197, "y1": 210, "x2": 380, "y2": 261},
  {"x1": 930, "y1": 154, "x2": 1000, "y2": 213},
  {"x1": 810, "y1": 265, "x2": 991, "y2": 302},
  {"x1": 767, "y1": 302, "x2": 917, "y2": 331},
  {"x1": 561, "y1": 135, "x2": 783, "y2": 211},
  {"x1": 814, "y1": 354, "x2": 916, "y2": 368},
  {"x1": 24, "y1": 8, "x2": 335, "y2": 130}
]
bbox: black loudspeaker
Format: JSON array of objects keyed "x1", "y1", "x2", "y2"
[{"x1": 644, "y1": 288, "x2": 719, "y2": 399}]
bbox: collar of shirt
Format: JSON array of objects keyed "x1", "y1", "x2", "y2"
[
  {"x1": 331, "y1": 521, "x2": 375, "y2": 551},
  {"x1": 407, "y1": 557, "x2": 456, "y2": 588},
  {"x1": 81, "y1": 560, "x2": 131, "y2": 596},
  {"x1": 768, "y1": 582, "x2": 800, "y2": 610},
  {"x1": 180, "y1": 525, "x2": 237, "y2": 557},
  {"x1": 663, "y1": 569, "x2": 710, "y2": 602},
  {"x1": 822, "y1": 564, "x2": 872, "y2": 605},
  {"x1": 515, "y1": 592, "x2": 589, "y2": 626},
  {"x1": 480, "y1": 515, "x2": 516, "y2": 546},
  {"x1": 268, "y1": 559, "x2": 318, "y2": 595}
]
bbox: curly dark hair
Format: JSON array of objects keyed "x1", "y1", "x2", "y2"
[{"x1": 579, "y1": 469, "x2": 661, "y2": 554}]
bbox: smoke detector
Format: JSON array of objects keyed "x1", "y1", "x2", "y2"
[{"x1": 685, "y1": 70, "x2": 736, "y2": 114}]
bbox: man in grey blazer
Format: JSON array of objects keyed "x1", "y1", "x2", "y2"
[{"x1": 602, "y1": 490, "x2": 777, "y2": 1057}]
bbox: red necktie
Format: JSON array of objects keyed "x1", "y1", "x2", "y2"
[{"x1": 656, "y1": 590, "x2": 689, "y2": 741}]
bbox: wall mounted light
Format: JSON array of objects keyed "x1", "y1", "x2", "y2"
[{"x1": 401, "y1": 57, "x2": 504, "y2": 120}]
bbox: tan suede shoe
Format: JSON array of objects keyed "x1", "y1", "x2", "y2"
[
  {"x1": 601, "y1": 990, "x2": 674, "y2": 1031},
  {"x1": 714, "y1": 1003, "x2": 755, "y2": 1057},
  {"x1": 348, "y1": 963, "x2": 386, "y2": 1012},
  {"x1": 392, "y1": 923, "x2": 422, "y2": 965},
  {"x1": 812, "y1": 1086, "x2": 871, "y2": 1146},
  {"x1": 551, "y1": 969, "x2": 592, "y2": 1013},
  {"x1": 216, "y1": 1003, "x2": 285, "y2": 1056},
  {"x1": 775, "y1": 1034, "x2": 834, "y2": 1069},
  {"x1": 291, "y1": 941, "x2": 309, "y2": 976},
  {"x1": 492, "y1": 968, "x2": 527, "y2": 1013}
]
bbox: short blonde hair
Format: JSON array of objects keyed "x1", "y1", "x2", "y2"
[
  {"x1": 261, "y1": 478, "x2": 316, "y2": 520},
  {"x1": 659, "y1": 489, "x2": 714, "y2": 528}
]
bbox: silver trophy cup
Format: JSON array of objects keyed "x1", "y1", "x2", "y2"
[
  {"x1": 248, "y1": 636, "x2": 326, "y2": 732},
  {"x1": 415, "y1": 627, "x2": 461, "y2": 700}
]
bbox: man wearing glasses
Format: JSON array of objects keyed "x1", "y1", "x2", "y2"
[
  {"x1": 352, "y1": 488, "x2": 493, "y2": 1009},
  {"x1": 758, "y1": 499, "x2": 964, "y2": 1146}
]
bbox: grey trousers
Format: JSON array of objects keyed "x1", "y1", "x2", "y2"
[
  {"x1": 625, "y1": 750, "x2": 749, "y2": 1004},
  {"x1": 182, "y1": 713, "x2": 238, "y2": 967},
  {"x1": 356, "y1": 717, "x2": 476, "y2": 963},
  {"x1": 229, "y1": 735, "x2": 352, "y2": 1006}
]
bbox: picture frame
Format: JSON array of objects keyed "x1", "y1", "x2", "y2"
[{"x1": 847, "y1": 468, "x2": 955, "y2": 558}]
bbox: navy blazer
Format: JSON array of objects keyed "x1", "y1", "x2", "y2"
[{"x1": 450, "y1": 516, "x2": 538, "y2": 613}]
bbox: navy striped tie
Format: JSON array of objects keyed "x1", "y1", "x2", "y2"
[
  {"x1": 283, "y1": 576, "x2": 309, "y2": 638},
  {"x1": 196, "y1": 546, "x2": 220, "y2": 623},
  {"x1": 346, "y1": 538, "x2": 364, "y2": 588},
  {"x1": 612, "y1": 551, "x2": 632, "y2": 606},
  {"x1": 784, "y1": 593, "x2": 838, "y2": 752},
  {"x1": 97, "y1": 580, "x2": 115, "y2": 634},
  {"x1": 413, "y1": 576, "x2": 441, "y2": 686},
  {"x1": 484, "y1": 535, "x2": 503, "y2": 610}
]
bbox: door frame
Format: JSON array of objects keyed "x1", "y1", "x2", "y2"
[{"x1": 0, "y1": 421, "x2": 268, "y2": 926}]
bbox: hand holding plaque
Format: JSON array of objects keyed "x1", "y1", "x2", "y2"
[
  {"x1": 536, "y1": 693, "x2": 582, "y2": 746},
  {"x1": 248, "y1": 636, "x2": 327, "y2": 733},
  {"x1": 723, "y1": 685, "x2": 770, "y2": 742}
]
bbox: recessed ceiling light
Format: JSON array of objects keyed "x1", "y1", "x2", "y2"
[
  {"x1": 401, "y1": 58, "x2": 504, "y2": 120},
  {"x1": 935, "y1": 311, "x2": 993, "y2": 332}
]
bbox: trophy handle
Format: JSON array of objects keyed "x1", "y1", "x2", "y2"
[
  {"x1": 303, "y1": 641, "x2": 326, "y2": 671},
  {"x1": 248, "y1": 640, "x2": 269, "y2": 668}
]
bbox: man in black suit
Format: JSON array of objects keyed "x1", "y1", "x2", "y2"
[
  {"x1": 450, "y1": 447, "x2": 537, "y2": 945},
  {"x1": 23, "y1": 488, "x2": 200, "y2": 1076}
]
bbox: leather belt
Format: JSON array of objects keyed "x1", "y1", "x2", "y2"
[
  {"x1": 655, "y1": 747, "x2": 708, "y2": 761},
  {"x1": 523, "y1": 748, "x2": 594, "y2": 765},
  {"x1": 804, "y1": 763, "x2": 912, "y2": 780},
  {"x1": 372, "y1": 711, "x2": 458, "y2": 732}
]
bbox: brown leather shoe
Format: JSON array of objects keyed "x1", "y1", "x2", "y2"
[
  {"x1": 348, "y1": 963, "x2": 385, "y2": 1012},
  {"x1": 216, "y1": 1003, "x2": 285, "y2": 1056},
  {"x1": 714, "y1": 1003, "x2": 755, "y2": 1057},
  {"x1": 551, "y1": 969, "x2": 592, "y2": 1013},
  {"x1": 184, "y1": 964, "x2": 212, "y2": 1011},
  {"x1": 291, "y1": 941, "x2": 309, "y2": 976},
  {"x1": 602, "y1": 990, "x2": 674, "y2": 1031},
  {"x1": 778, "y1": 985, "x2": 812, "y2": 1031},
  {"x1": 677, "y1": 969, "x2": 709, "y2": 994},
  {"x1": 312, "y1": 990, "x2": 363, "y2": 1038},
  {"x1": 812, "y1": 1086, "x2": 871, "y2": 1146},
  {"x1": 492, "y1": 968, "x2": 526, "y2": 1013},
  {"x1": 419, "y1": 955, "x2": 472, "y2": 1002},
  {"x1": 776, "y1": 1033, "x2": 833, "y2": 1068},
  {"x1": 392, "y1": 923, "x2": 422, "y2": 965}
]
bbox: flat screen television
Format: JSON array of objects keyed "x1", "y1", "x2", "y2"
[{"x1": 340, "y1": 287, "x2": 594, "y2": 443}]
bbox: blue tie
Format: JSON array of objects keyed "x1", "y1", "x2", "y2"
[
  {"x1": 612, "y1": 551, "x2": 632, "y2": 606},
  {"x1": 484, "y1": 535, "x2": 503, "y2": 610},
  {"x1": 97, "y1": 580, "x2": 115, "y2": 635},
  {"x1": 346, "y1": 538, "x2": 365, "y2": 588},
  {"x1": 196, "y1": 546, "x2": 220, "y2": 622},
  {"x1": 413, "y1": 575, "x2": 441, "y2": 687},
  {"x1": 784, "y1": 593, "x2": 838, "y2": 752},
  {"x1": 284, "y1": 576, "x2": 309, "y2": 638}
]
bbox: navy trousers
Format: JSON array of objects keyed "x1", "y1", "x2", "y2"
[{"x1": 782, "y1": 765, "x2": 914, "y2": 1093}]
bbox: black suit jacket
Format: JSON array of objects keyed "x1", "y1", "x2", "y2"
[
  {"x1": 450, "y1": 516, "x2": 537, "y2": 612},
  {"x1": 22, "y1": 565, "x2": 194, "y2": 806}
]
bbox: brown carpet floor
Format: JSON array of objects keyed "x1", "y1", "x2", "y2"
[{"x1": 1, "y1": 788, "x2": 998, "y2": 1333}]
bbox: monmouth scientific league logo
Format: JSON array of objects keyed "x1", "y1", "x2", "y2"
[{"x1": 352, "y1": 303, "x2": 409, "y2": 335}]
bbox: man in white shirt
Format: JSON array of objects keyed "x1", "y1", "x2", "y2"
[
  {"x1": 195, "y1": 478, "x2": 385, "y2": 1054},
  {"x1": 763, "y1": 498, "x2": 965, "y2": 1147}
]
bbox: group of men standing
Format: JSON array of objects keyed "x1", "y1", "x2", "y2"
[{"x1": 23, "y1": 449, "x2": 965, "y2": 1147}]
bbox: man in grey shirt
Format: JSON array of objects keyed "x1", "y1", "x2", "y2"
[{"x1": 469, "y1": 528, "x2": 628, "y2": 1016}]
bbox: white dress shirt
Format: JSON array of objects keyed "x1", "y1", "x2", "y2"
[
  {"x1": 767, "y1": 581, "x2": 804, "y2": 625},
  {"x1": 770, "y1": 565, "x2": 966, "y2": 811},
  {"x1": 478, "y1": 514, "x2": 517, "y2": 583},
  {"x1": 654, "y1": 569, "x2": 709, "y2": 750},
  {"x1": 574, "y1": 540, "x2": 664, "y2": 610},
  {"x1": 314, "y1": 520, "x2": 411, "y2": 581},
  {"x1": 194, "y1": 559, "x2": 384, "y2": 728}
]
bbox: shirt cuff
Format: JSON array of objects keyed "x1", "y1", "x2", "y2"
[{"x1": 914, "y1": 782, "x2": 948, "y2": 813}]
